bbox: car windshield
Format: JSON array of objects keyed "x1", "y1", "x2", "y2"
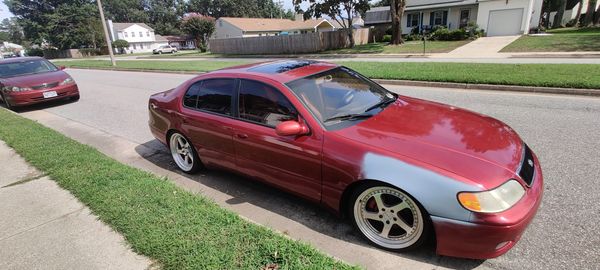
[
  {"x1": 0, "y1": 59, "x2": 58, "y2": 78},
  {"x1": 286, "y1": 67, "x2": 395, "y2": 127}
]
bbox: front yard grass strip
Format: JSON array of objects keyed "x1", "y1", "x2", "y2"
[
  {"x1": 340, "y1": 61, "x2": 600, "y2": 89},
  {"x1": 0, "y1": 109, "x2": 356, "y2": 270},
  {"x1": 54, "y1": 60, "x2": 600, "y2": 89},
  {"x1": 501, "y1": 27, "x2": 600, "y2": 52}
]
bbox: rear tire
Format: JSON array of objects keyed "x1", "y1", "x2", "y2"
[
  {"x1": 168, "y1": 132, "x2": 202, "y2": 173},
  {"x1": 348, "y1": 182, "x2": 431, "y2": 252},
  {"x1": 1, "y1": 93, "x2": 14, "y2": 111}
]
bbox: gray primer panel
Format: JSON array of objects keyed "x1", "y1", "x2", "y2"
[{"x1": 361, "y1": 152, "x2": 481, "y2": 221}]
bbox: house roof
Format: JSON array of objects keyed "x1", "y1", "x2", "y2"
[
  {"x1": 112, "y1": 22, "x2": 153, "y2": 31},
  {"x1": 218, "y1": 17, "x2": 333, "y2": 32},
  {"x1": 154, "y1": 35, "x2": 168, "y2": 42}
]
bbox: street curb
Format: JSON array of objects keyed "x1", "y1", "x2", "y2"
[{"x1": 65, "y1": 66, "x2": 600, "y2": 97}]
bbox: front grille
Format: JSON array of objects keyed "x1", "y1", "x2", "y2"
[
  {"x1": 518, "y1": 144, "x2": 535, "y2": 186},
  {"x1": 31, "y1": 82, "x2": 59, "y2": 90}
]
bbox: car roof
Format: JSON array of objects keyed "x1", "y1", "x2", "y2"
[
  {"x1": 210, "y1": 60, "x2": 339, "y2": 84},
  {"x1": 0, "y1": 56, "x2": 45, "y2": 64}
]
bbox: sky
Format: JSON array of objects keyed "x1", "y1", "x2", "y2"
[{"x1": 0, "y1": 2, "x2": 12, "y2": 21}]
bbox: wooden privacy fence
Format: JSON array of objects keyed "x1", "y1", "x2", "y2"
[{"x1": 209, "y1": 28, "x2": 370, "y2": 55}]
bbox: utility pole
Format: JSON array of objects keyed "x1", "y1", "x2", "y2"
[{"x1": 97, "y1": 0, "x2": 116, "y2": 66}]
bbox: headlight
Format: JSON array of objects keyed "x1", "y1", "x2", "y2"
[
  {"x1": 59, "y1": 77, "x2": 75, "y2": 86},
  {"x1": 458, "y1": 180, "x2": 525, "y2": 213},
  {"x1": 3, "y1": 86, "x2": 32, "y2": 92}
]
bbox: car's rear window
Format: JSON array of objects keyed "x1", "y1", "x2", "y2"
[{"x1": 0, "y1": 59, "x2": 58, "y2": 78}]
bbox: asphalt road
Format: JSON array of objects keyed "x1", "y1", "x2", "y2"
[{"x1": 17, "y1": 69, "x2": 600, "y2": 270}]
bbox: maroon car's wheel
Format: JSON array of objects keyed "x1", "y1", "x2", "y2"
[
  {"x1": 169, "y1": 132, "x2": 201, "y2": 173},
  {"x1": 350, "y1": 184, "x2": 430, "y2": 251},
  {"x1": 1, "y1": 93, "x2": 14, "y2": 110}
]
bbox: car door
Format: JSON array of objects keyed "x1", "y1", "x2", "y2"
[
  {"x1": 180, "y1": 78, "x2": 237, "y2": 169},
  {"x1": 231, "y1": 79, "x2": 322, "y2": 202}
]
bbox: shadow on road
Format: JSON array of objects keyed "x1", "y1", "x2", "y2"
[
  {"x1": 0, "y1": 97, "x2": 78, "y2": 112},
  {"x1": 135, "y1": 139, "x2": 485, "y2": 269}
]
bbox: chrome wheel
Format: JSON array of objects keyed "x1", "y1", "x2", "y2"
[
  {"x1": 353, "y1": 186, "x2": 425, "y2": 250},
  {"x1": 169, "y1": 133, "x2": 195, "y2": 172}
]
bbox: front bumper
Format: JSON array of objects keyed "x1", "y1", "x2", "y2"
[
  {"x1": 432, "y1": 153, "x2": 544, "y2": 259},
  {"x1": 4, "y1": 84, "x2": 79, "y2": 106}
]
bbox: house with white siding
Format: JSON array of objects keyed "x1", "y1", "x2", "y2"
[
  {"x1": 364, "y1": 0, "x2": 544, "y2": 37},
  {"x1": 213, "y1": 16, "x2": 339, "y2": 39},
  {"x1": 106, "y1": 20, "x2": 169, "y2": 53}
]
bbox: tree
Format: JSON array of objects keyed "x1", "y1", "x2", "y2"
[
  {"x1": 293, "y1": 0, "x2": 371, "y2": 47},
  {"x1": 389, "y1": 0, "x2": 406, "y2": 45},
  {"x1": 187, "y1": 0, "x2": 288, "y2": 18},
  {"x1": 181, "y1": 13, "x2": 215, "y2": 50},
  {"x1": 5, "y1": 0, "x2": 104, "y2": 49},
  {"x1": 584, "y1": 0, "x2": 598, "y2": 26},
  {"x1": 0, "y1": 18, "x2": 24, "y2": 44},
  {"x1": 46, "y1": 3, "x2": 104, "y2": 49},
  {"x1": 112, "y1": 39, "x2": 129, "y2": 53},
  {"x1": 371, "y1": 0, "x2": 390, "y2": 7},
  {"x1": 145, "y1": 0, "x2": 186, "y2": 35},
  {"x1": 552, "y1": 0, "x2": 567, "y2": 28},
  {"x1": 102, "y1": 0, "x2": 148, "y2": 23},
  {"x1": 574, "y1": 0, "x2": 584, "y2": 26}
]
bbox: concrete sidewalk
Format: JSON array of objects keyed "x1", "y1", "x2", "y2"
[{"x1": 0, "y1": 141, "x2": 152, "y2": 270}]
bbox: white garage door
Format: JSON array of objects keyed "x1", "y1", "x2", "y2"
[{"x1": 487, "y1": 8, "x2": 524, "y2": 36}]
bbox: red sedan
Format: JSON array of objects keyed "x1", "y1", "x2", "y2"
[
  {"x1": 0, "y1": 57, "x2": 79, "y2": 110},
  {"x1": 148, "y1": 60, "x2": 543, "y2": 259}
]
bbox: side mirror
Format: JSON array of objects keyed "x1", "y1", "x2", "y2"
[
  {"x1": 58, "y1": 65, "x2": 66, "y2": 70},
  {"x1": 275, "y1": 120, "x2": 309, "y2": 136}
]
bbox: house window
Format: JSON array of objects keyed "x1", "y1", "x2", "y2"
[
  {"x1": 407, "y1": 13, "x2": 420, "y2": 27},
  {"x1": 140, "y1": 43, "x2": 143, "y2": 49},
  {"x1": 124, "y1": 32, "x2": 128, "y2": 37},
  {"x1": 133, "y1": 44, "x2": 137, "y2": 49},
  {"x1": 460, "y1": 9, "x2": 471, "y2": 28},
  {"x1": 146, "y1": 31, "x2": 150, "y2": 37},
  {"x1": 139, "y1": 31, "x2": 143, "y2": 37},
  {"x1": 131, "y1": 32, "x2": 135, "y2": 37},
  {"x1": 430, "y1": 11, "x2": 447, "y2": 26}
]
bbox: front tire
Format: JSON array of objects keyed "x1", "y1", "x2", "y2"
[
  {"x1": 169, "y1": 132, "x2": 201, "y2": 173},
  {"x1": 1, "y1": 93, "x2": 14, "y2": 110},
  {"x1": 349, "y1": 183, "x2": 430, "y2": 251}
]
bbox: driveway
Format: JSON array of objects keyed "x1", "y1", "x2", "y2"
[
  {"x1": 14, "y1": 69, "x2": 600, "y2": 270},
  {"x1": 435, "y1": 36, "x2": 521, "y2": 59}
]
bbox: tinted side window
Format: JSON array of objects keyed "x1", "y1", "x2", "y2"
[
  {"x1": 197, "y1": 79, "x2": 235, "y2": 115},
  {"x1": 183, "y1": 83, "x2": 200, "y2": 108},
  {"x1": 238, "y1": 80, "x2": 296, "y2": 127}
]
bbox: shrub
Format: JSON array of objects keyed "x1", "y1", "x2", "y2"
[
  {"x1": 431, "y1": 27, "x2": 468, "y2": 41},
  {"x1": 78, "y1": 48, "x2": 104, "y2": 57},
  {"x1": 26, "y1": 48, "x2": 44, "y2": 57},
  {"x1": 382, "y1": 35, "x2": 392, "y2": 42}
]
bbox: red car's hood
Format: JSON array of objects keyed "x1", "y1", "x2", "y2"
[
  {"x1": 1, "y1": 71, "x2": 68, "y2": 87},
  {"x1": 334, "y1": 96, "x2": 524, "y2": 187}
]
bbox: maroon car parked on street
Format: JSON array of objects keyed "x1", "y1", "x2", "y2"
[
  {"x1": 148, "y1": 60, "x2": 543, "y2": 259},
  {"x1": 0, "y1": 57, "x2": 79, "y2": 110}
]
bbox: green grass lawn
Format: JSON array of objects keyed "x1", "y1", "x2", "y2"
[
  {"x1": 54, "y1": 59, "x2": 600, "y2": 89},
  {"x1": 323, "y1": 40, "x2": 472, "y2": 54},
  {"x1": 0, "y1": 109, "x2": 356, "y2": 270},
  {"x1": 501, "y1": 27, "x2": 600, "y2": 52}
]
